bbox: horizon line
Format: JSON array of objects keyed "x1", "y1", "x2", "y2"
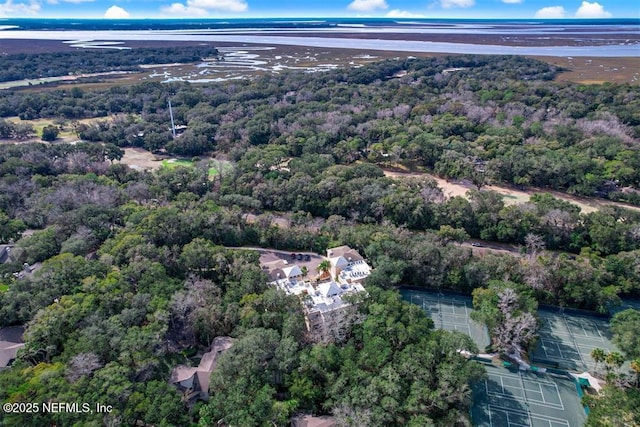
[{"x1": 3, "y1": 17, "x2": 639, "y2": 21}]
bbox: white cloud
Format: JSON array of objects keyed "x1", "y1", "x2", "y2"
[
  {"x1": 161, "y1": 3, "x2": 208, "y2": 16},
  {"x1": 191, "y1": 0, "x2": 247, "y2": 11},
  {"x1": 534, "y1": 6, "x2": 566, "y2": 18},
  {"x1": 575, "y1": 1, "x2": 611, "y2": 18},
  {"x1": 385, "y1": 9, "x2": 426, "y2": 18},
  {"x1": 104, "y1": 5, "x2": 130, "y2": 18},
  {"x1": 347, "y1": 0, "x2": 388, "y2": 12},
  {"x1": 440, "y1": 0, "x2": 474, "y2": 8},
  {"x1": 161, "y1": 0, "x2": 247, "y2": 15},
  {"x1": 0, "y1": 0, "x2": 40, "y2": 16},
  {"x1": 501, "y1": 0, "x2": 522, "y2": 3},
  {"x1": 47, "y1": 0, "x2": 93, "y2": 3}
]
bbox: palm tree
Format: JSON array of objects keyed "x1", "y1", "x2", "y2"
[
  {"x1": 317, "y1": 260, "x2": 331, "y2": 278},
  {"x1": 604, "y1": 351, "x2": 625, "y2": 373},
  {"x1": 630, "y1": 359, "x2": 640, "y2": 387},
  {"x1": 591, "y1": 348, "x2": 606, "y2": 373}
]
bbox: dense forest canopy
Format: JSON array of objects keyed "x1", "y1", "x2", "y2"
[
  {"x1": 1, "y1": 55, "x2": 638, "y2": 203},
  {"x1": 1, "y1": 53, "x2": 639, "y2": 426},
  {"x1": 0, "y1": 45, "x2": 219, "y2": 82}
]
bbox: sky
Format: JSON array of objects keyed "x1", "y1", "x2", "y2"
[{"x1": 0, "y1": 0, "x2": 637, "y2": 20}]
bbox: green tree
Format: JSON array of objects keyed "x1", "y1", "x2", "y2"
[
  {"x1": 317, "y1": 260, "x2": 331, "y2": 278},
  {"x1": 15, "y1": 227, "x2": 61, "y2": 265},
  {"x1": 604, "y1": 351, "x2": 625, "y2": 374},
  {"x1": 436, "y1": 224, "x2": 469, "y2": 244},
  {"x1": 610, "y1": 309, "x2": 640, "y2": 359},
  {"x1": 583, "y1": 385, "x2": 640, "y2": 427},
  {"x1": 41, "y1": 124, "x2": 60, "y2": 142},
  {"x1": 179, "y1": 238, "x2": 227, "y2": 280},
  {"x1": 0, "y1": 211, "x2": 26, "y2": 243},
  {"x1": 630, "y1": 359, "x2": 640, "y2": 388},
  {"x1": 591, "y1": 348, "x2": 606, "y2": 373},
  {"x1": 103, "y1": 143, "x2": 124, "y2": 163},
  {"x1": 199, "y1": 328, "x2": 288, "y2": 427},
  {"x1": 471, "y1": 281, "x2": 538, "y2": 355}
]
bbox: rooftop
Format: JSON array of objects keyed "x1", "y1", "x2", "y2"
[
  {"x1": 263, "y1": 246, "x2": 370, "y2": 314},
  {"x1": 0, "y1": 326, "x2": 25, "y2": 369},
  {"x1": 170, "y1": 336, "x2": 234, "y2": 397},
  {"x1": 271, "y1": 277, "x2": 365, "y2": 314}
]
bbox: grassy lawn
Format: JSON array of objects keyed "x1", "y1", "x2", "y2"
[
  {"x1": 208, "y1": 159, "x2": 232, "y2": 179},
  {"x1": 159, "y1": 158, "x2": 233, "y2": 180},
  {"x1": 5, "y1": 116, "x2": 114, "y2": 141},
  {"x1": 161, "y1": 159, "x2": 194, "y2": 169}
]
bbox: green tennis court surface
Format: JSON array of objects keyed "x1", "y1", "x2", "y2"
[
  {"x1": 401, "y1": 289, "x2": 490, "y2": 349},
  {"x1": 531, "y1": 310, "x2": 617, "y2": 372},
  {"x1": 472, "y1": 364, "x2": 587, "y2": 427}
]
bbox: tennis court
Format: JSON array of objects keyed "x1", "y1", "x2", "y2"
[
  {"x1": 531, "y1": 310, "x2": 616, "y2": 372},
  {"x1": 472, "y1": 364, "x2": 587, "y2": 427},
  {"x1": 401, "y1": 289, "x2": 490, "y2": 349}
]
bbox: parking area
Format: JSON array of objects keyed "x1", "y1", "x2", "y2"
[
  {"x1": 257, "y1": 249, "x2": 324, "y2": 278},
  {"x1": 472, "y1": 364, "x2": 587, "y2": 427},
  {"x1": 401, "y1": 289, "x2": 490, "y2": 350},
  {"x1": 531, "y1": 310, "x2": 616, "y2": 372}
]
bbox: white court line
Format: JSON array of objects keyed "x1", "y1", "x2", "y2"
[
  {"x1": 453, "y1": 324, "x2": 472, "y2": 334},
  {"x1": 497, "y1": 384, "x2": 563, "y2": 410},
  {"x1": 562, "y1": 314, "x2": 588, "y2": 369},
  {"x1": 580, "y1": 322, "x2": 589, "y2": 337},
  {"x1": 519, "y1": 371, "x2": 535, "y2": 427},
  {"x1": 439, "y1": 313, "x2": 468, "y2": 318},
  {"x1": 540, "y1": 338, "x2": 567, "y2": 359},
  {"x1": 506, "y1": 411, "x2": 529, "y2": 427},
  {"x1": 540, "y1": 339, "x2": 557, "y2": 358},
  {"x1": 539, "y1": 338, "x2": 585, "y2": 365},
  {"x1": 578, "y1": 342, "x2": 608, "y2": 351},
  {"x1": 550, "y1": 381, "x2": 564, "y2": 411},
  {"x1": 488, "y1": 399, "x2": 493, "y2": 427},
  {"x1": 594, "y1": 322, "x2": 605, "y2": 340},
  {"x1": 539, "y1": 341, "x2": 551, "y2": 359},
  {"x1": 489, "y1": 407, "x2": 570, "y2": 427},
  {"x1": 535, "y1": 381, "x2": 565, "y2": 411},
  {"x1": 502, "y1": 378, "x2": 555, "y2": 394},
  {"x1": 541, "y1": 313, "x2": 605, "y2": 343},
  {"x1": 489, "y1": 405, "x2": 570, "y2": 427},
  {"x1": 501, "y1": 382, "x2": 549, "y2": 395},
  {"x1": 537, "y1": 382, "x2": 546, "y2": 404},
  {"x1": 440, "y1": 323, "x2": 471, "y2": 333},
  {"x1": 490, "y1": 371, "x2": 556, "y2": 386},
  {"x1": 541, "y1": 330, "x2": 575, "y2": 339},
  {"x1": 488, "y1": 375, "x2": 564, "y2": 410},
  {"x1": 570, "y1": 320, "x2": 605, "y2": 342}
]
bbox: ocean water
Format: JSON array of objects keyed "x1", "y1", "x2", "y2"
[
  {"x1": 0, "y1": 17, "x2": 638, "y2": 32},
  {"x1": 0, "y1": 18, "x2": 638, "y2": 57}
]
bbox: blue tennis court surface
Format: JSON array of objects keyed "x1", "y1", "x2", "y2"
[
  {"x1": 401, "y1": 289, "x2": 490, "y2": 349},
  {"x1": 472, "y1": 364, "x2": 587, "y2": 427},
  {"x1": 532, "y1": 310, "x2": 617, "y2": 372}
]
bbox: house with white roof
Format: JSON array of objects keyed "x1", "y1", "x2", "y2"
[
  {"x1": 303, "y1": 279, "x2": 366, "y2": 343},
  {"x1": 264, "y1": 246, "x2": 371, "y2": 343},
  {"x1": 327, "y1": 245, "x2": 372, "y2": 285}
]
